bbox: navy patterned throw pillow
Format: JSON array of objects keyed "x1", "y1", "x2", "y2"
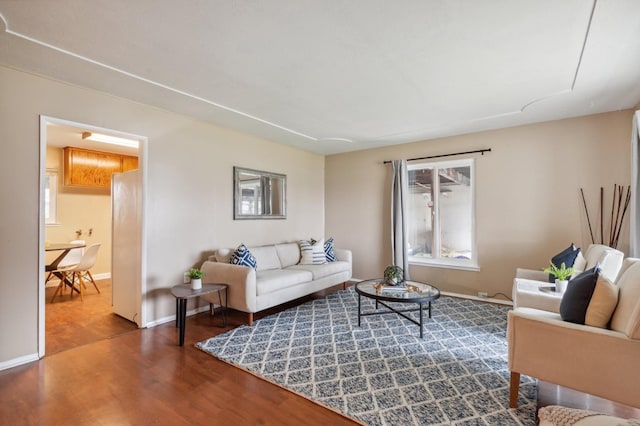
[
  {"x1": 230, "y1": 243, "x2": 257, "y2": 269},
  {"x1": 324, "y1": 237, "x2": 336, "y2": 262}
]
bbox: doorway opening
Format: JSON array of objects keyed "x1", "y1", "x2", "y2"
[{"x1": 38, "y1": 116, "x2": 148, "y2": 357}]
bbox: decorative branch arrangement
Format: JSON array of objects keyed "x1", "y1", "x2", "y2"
[{"x1": 580, "y1": 184, "x2": 631, "y2": 249}]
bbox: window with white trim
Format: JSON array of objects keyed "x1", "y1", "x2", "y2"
[{"x1": 407, "y1": 159, "x2": 477, "y2": 270}]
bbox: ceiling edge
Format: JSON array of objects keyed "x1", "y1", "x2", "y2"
[{"x1": 3, "y1": 22, "x2": 319, "y2": 143}]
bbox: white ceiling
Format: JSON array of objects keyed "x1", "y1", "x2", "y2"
[
  {"x1": 46, "y1": 123, "x2": 139, "y2": 156},
  {"x1": 1, "y1": 1, "x2": 639, "y2": 155}
]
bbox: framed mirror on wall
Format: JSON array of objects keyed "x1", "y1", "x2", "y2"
[{"x1": 234, "y1": 167, "x2": 286, "y2": 219}]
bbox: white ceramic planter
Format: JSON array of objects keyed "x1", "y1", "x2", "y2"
[
  {"x1": 555, "y1": 279, "x2": 568, "y2": 294},
  {"x1": 191, "y1": 278, "x2": 202, "y2": 290}
]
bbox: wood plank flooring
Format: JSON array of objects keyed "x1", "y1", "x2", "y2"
[
  {"x1": 2, "y1": 282, "x2": 637, "y2": 424},
  {"x1": 45, "y1": 279, "x2": 138, "y2": 355},
  {"x1": 1, "y1": 283, "x2": 360, "y2": 425}
]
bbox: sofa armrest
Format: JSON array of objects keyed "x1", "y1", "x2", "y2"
[
  {"x1": 200, "y1": 260, "x2": 257, "y2": 313},
  {"x1": 508, "y1": 308, "x2": 640, "y2": 408},
  {"x1": 515, "y1": 268, "x2": 548, "y2": 281}
]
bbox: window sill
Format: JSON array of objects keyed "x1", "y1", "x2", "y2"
[{"x1": 409, "y1": 259, "x2": 480, "y2": 272}]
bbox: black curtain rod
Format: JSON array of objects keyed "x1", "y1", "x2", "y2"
[{"x1": 383, "y1": 148, "x2": 491, "y2": 164}]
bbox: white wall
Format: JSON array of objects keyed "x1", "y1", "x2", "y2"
[
  {"x1": 326, "y1": 110, "x2": 633, "y2": 298},
  {"x1": 0, "y1": 66, "x2": 325, "y2": 366}
]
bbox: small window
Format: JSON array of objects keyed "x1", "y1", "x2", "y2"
[
  {"x1": 45, "y1": 169, "x2": 58, "y2": 225},
  {"x1": 407, "y1": 159, "x2": 477, "y2": 270}
]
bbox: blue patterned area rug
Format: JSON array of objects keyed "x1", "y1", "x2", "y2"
[{"x1": 196, "y1": 287, "x2": 536, "y2": 425}]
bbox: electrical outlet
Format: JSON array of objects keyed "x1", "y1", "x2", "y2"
[
  {"x1": 478, "y1": 292, "x2": 488, "y2": 298},
  {"x1": 183, "y1": 272, "x2": 190, "y2": 284}
]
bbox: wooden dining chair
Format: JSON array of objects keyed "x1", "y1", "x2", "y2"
[{"x1": 53, "y1": 243, "x2": 101, "y2": 302}]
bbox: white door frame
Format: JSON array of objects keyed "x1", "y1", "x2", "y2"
[{"x1": 38, "y1": 115, "x2": 148, "y2": 357}]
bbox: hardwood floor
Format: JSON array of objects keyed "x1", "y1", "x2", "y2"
[
  {"x1": 1, "y1": 284, "x2": 360, "y2": 425},
  {"x1": 45, "y1": 279, "x2": 138, "y2": 355},
  {"x1": 2, "y1": 282, "x2": 637, "y2": 424}
]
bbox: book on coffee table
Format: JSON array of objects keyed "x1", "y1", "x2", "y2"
[{"x1": 381, "y1": 285, "x2": 408, "y2": 293}]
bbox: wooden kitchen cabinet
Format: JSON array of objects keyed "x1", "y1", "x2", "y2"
[
  {"x1": 64, "y1": 147, "x2": 138, "y2": 188},
  {"x1": 122, "y1": 156, "x2": 138, "y2": 172}
]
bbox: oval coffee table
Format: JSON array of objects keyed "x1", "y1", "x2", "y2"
[{"x1": 355, "y1": 278, "x2": 440, "y2": 338}]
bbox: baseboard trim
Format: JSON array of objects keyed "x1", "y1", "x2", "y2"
[
  {"x1": 440, "y1": 291, "x2": 512, "y2": 306},
  {"x1": 144, "y1": 305, "x2": 209, "y2": 328},
  {"x1": 349, "y1": 278, "x2": 513, "y2": 306},
  {"x1": 0, "y1": 352, "x2": 39, "y2": 371},
  {"x1": 45, "y1": 272, "x2": 111, "y2": 287}
]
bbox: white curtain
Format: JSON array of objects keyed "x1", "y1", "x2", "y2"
[
  {"x1": 631, "y1": 111, "x2": 640, "y2": 256},
  {"x1": 391, "y1": 160, "x2": 410, "y2": 280}
]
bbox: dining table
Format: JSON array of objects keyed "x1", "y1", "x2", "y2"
[{"x1": 45, "y1": 242, "x2": 86, "y2": 294}]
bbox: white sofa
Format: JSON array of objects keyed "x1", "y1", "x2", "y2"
[
  {"x1": 513, "y1": 244, "x2": 624, "y2": 312},
  {"x1": 200, "y1": 242, "x2": 352, "y2": 325}
]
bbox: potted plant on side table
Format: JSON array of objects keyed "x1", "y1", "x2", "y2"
[
  {"x1": 543, "y1": 262, "x2": 573, "y2": 294},
  {"x1": 188, "y1": 268, "x2": 205, "y2": 290}
]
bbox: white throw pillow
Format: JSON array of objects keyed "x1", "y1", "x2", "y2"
[
  {"x1": 215, "y1": 248, "x2": 233, "y2": 264},
  {"x1": 298, "y1": 239, "x2": 327, "y2": 265}
]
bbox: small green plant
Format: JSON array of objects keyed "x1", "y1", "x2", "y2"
[
  {"x1": 188, "y1": 268, "x2": 205, "y2": 279},
  {"x1": 383, "y1": 265, "x2": 404, "y2": 284},
  {"x1": 543, "y1": 262, "x2": 573, "y2": 281}
]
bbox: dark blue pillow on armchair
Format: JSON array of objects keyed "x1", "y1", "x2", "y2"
[
  {"x1": 559, "y1": 266, "x2": 600, "y2": 324},
  {"x1": 548, "y1": 244, "x2": 581, "y2": 283}
]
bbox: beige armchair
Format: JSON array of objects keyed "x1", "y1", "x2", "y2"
[
  {"x1": 513, "y1": 244, "x2": 624, "y2": 312},
  {"x1": 508, "y1": 258, "x2": 640, "y2": 409}
]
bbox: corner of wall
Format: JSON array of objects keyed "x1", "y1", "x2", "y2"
[{"x1": 0, "y1": 13, "x2": 7, "y2": 32}]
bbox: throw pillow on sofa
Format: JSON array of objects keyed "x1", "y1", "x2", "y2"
[
  {"x1": 324, "y1": 237, "x2": 336, "y2": 262},
  {"x1": 559, "y1": 266, "x2": 600, "y2": 325},
  {"x1": 299, "y1": 239, "x2": 327, "y2": 265},
  {"x1": 310, "y1": 237, "x2": 337, "y2": 262},
  {"x1": 230, "y1": 243, "x2": 257, "y2": 269},
  {"x1": 214, "y1": 248, "x2": 233, "y2": 264},
  {"x1": 548, "y1": 243, "x2": 581, "y2": 283}
]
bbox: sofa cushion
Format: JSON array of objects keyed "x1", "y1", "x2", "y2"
[
  {"x1": 559, "y1": 267, "x2": 599, "y2": 324},
  {"x1": 256, "y1": 269, "x2": 313, "y2": 296},
  {"x1": 248, "y1": 245, "x2": 281, "y2": 271},
  {"x1": 275, "y1": 242, "x2": 300, "y2": 268},
  {"x1": 287, "y1": 260, "x2": 350, "y2": 280},
  {"x1": 610, "y1": 261, "x2": 640, "y2": 339},
  {"x1": 230, "y1": 244, "x2": 257, "y2": 269},
  {"x1": 549, "y1": 244, "x2": 580, "y2": 283},
  {"x1": 584, "y1": 275, "x2": 619, "y2": 328},
  {"x1": 299, "y1": 239, "x2": 327, "y2": 265}
]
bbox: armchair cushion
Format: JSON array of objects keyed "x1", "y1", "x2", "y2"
[
  {"x1": 582, "y1": 244, "x2": 624, "y2": 282},
  {"x1": 559, "y1": 266, "x2": 599, "y2": 324},
  {"x1": 585, "y1": 275, "x2": 619, "y2": 328}
]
